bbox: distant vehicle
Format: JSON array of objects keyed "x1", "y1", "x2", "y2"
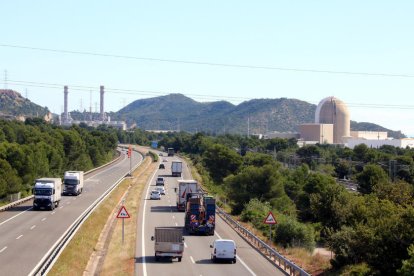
[
  {"x1": 163, "y1": 158, "x2": 168, "y2": 162},
  {"x1": 63, "y1": 171, "x2": 84, "y2": 196},
  {"x1": 176, "y1": 180, "x2": 198, "y2": 211},
  {"x1": 156, "y1": 177, "x2": 165, "y2": 186},
  {"x1": 33, "y1": 178, "x2": 62, "y2": 210},
  {"x1": 167, "y1": 148, "x2": 174, "y2": 156},
  {"x1": 150, "y1": 190, "x2": 161, "y2": 200},
  {"x1": 159, "y1": 164, "x2": 165, "y2": 169},
  {"x1": 171, "y1": 161, "x2": 183, "y2": 177},
  {"x1": 210, "y1": 239, "x2": 236, "y2": 263},
  {"x1": 151, "y1": 227, "x2": 184, "y2": 262},
  {"x1": 159, "y1": 153, "x2": 163, "y2": 156},
  {"x1": 155, "y1": 186, "x2": 165, "y2": 195}
]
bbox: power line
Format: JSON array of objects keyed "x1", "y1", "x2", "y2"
[
  {"x1": 1, "y1": 43, "x2": 414, "y2": 78},
  {"x1": 2, "y1": 78, "x2": 414, "y2": 110}
]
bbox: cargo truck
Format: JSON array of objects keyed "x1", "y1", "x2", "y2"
[
  {"x1": 151, "y1": 227, "x2": 184, "y2": 262},
  {"x1": 171, "y1": 161, "x2": 183, "y2": 177},
  {"x1": 167, "y1": 147, "x2": 174, "y2": 156},
  {"x1": 184, "y1": 193, "x2": 216, "y2": 235},
  {"x1": 33, "y1": 178, "x2": 62, "y2": 210},
  {"x1": 176, "y1": 180, "x2": 198, "y2": 211},
  {"x1": 63, "y1": 171, "x2": 84, "y2": 196}
]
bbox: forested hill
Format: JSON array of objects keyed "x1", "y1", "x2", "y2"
[
  {"x1": 0, "y1": 89, "x2": 50, "y2": 118},
  {"x1": 0, "y1": 119, "x2": 118, "y2": 201},
  {"x1": 109, "y1": 93, "x2": 405, "y2": 138}
]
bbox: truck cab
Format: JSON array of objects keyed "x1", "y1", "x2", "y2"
[{"x1": 33, "y1": 178, "x2": 62, "y2": 210}]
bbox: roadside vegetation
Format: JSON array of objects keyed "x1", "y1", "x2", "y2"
[
  {"x1": 118, "y1": 131, "x2": 414, "y2": 275},
  {"x1": 0, "y1": 119, "x2": 118, "y2": 205}
]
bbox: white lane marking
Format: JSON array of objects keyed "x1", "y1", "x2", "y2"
[
  {"x1": 175, "y1": 222, "x2": 178, "y2": 226},
  {"x1": 215, "y1": 232, "x2": 257, "y2": 276},
  {"x1": 0, "y1": 206, "x2": 33, "y2": 227},
  {"x1": 51, "y1": 211, "x2": 56, "y2": 215},
  {"x1": 30, "y1": 225, "x2": 36, "y2": 230},
  {"x1": 66, "y1": 201, "x2": 71, "y2": 204},
  {"x1": 172, "y1": 215, "x2": 175, "y2": 219},
  {"x1": 16, "y1": 235, "x2": 23, "y2": 240},
  {"x1": 142, "y1": 166, "x2": 159, "y2": 276},
  {"x1": 190, "y1": 256, "x2": 195, "y2": 264},
  {"x1": 59, "y1": 206, "x2": 63, "y2": 209},
  {"x1": 184, "y1": 242, "x2": 188, "y2": 248},
  {"x1": 41, "y1": 218, "x2": 46, "y2": 222},
  {"x1": 0, "y1": 246, "x2": 7, "y2": 253},
  {"x1": 78, "y1": 194, "x2": 82, "y2": 197}
]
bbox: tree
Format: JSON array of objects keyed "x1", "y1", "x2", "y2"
[
  {"x1": 356, "y1": 164, "x2": 388, "y2": 194},
  {"x1": 399, "y1": 244, "x2": 414, "y2": 276}
]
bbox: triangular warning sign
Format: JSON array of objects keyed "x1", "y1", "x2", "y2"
[
  {"x1": 117, "y1": 206, "x2": 130, "y2": 218},
  {"x1": 263, "y1": 211, "x2": 277, "y2": 225}
]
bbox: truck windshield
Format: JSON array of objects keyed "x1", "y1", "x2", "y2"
[
  {"x1": 64, "y1": 179, "x2": 78, "y2": 185},
  {"x1": 34, "y1": 188, "x2": 53, "y2": 196}
]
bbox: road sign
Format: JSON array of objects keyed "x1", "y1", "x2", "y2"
[
  {"x1": 117, "y1": 206, "x2": 130, "y2": 218},
  {"x1": 263, "y1": 211, "x2": 277, "y2": 225}
]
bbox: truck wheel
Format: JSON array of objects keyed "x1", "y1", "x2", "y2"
[
  {"x1": 178, "y1": 257, "x2": 182, "y2": 262},
  {"x1": 50, "y1": 204, "x2": 54, "y2": 211},
  {"x1": 233, "y1": 258, "x2": 237, "y2": 264}
]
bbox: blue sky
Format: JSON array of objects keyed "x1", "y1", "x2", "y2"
[{"x1": 1, "y1": 1, "x2": 414, "y2": 136}]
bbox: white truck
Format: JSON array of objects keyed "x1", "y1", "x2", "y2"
[
  {"x1": 151, "y1": 227, "x2": 184, "y2": 262},
  {"x1": 33, "y1": 178, "x2": 62, "y2": 210},
  {"x1": 63, "y1": 171, "x2": 84, "y2": 196},
  {"x1": 171, "y1": 161, "x2": 183, "y2": 177},
  {"x1": 176, "y1": 180, "x2": 198, "y2": 211}
]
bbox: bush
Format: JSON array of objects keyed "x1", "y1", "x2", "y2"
[{"x1": 275, "y1": 215, "x2": 316, "y2": 251}]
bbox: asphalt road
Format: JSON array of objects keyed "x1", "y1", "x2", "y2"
[
  {"x1": 0, "y1": 150, "x2": 143, "y2": 276},
  {"x1": 135, "y1": 153, "x2": 285, "y2": 276}
]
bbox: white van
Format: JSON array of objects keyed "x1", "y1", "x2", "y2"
[{"x1": 210, "y1": 239, "x2": 236, "y2": 263}]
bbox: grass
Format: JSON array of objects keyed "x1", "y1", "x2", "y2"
[
  {"x1": 48, "y1": 147, "x2": 155, "y2": 276},
  {"x1": 100, "y1": 154, "x2": 157, "y2": 275}
]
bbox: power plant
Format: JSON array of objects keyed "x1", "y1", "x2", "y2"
[{"x1": 60, "y1": 86, "x2": 126, "y2": 130}]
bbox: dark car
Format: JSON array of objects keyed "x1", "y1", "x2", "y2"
[{"x1": 159, "y1": 164, "x2": 165, "y2": 169}]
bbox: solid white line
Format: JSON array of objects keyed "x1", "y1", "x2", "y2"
[
  {"x1": 0, "y1": 246, "x2": 7, "y2": 253},
  {"x1": 142, "y1": 166, "x2": 159, "y2": 276},
  {"x1": 0, "y1": 206, "x2": 33, "y2": 227},
  {"x1": 41, "y1": 218, "x2": 46, "y2": 222},
  {"x1": 16, "y1": 235, "x2": 23, "y2": 240},
  {"x1": 30, "y1": 225, "x2": 36, "y2": 230},
  {"x1": 190, "y1": 256, "x2": 195, "y2": 264},
  {"x1": 215, "y1": 232, "x2": 257, "y2": 276}
]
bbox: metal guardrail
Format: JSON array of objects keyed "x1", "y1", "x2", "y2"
[
  {"x1": 216, "y1": 206, "x2": 310, "y2": 276},
  {"x1": 28, "y1": 149, "x2": 144, "y2": 276},
  {"x1": 0, "y1": 150, "x2": 124, "y2": 213}
]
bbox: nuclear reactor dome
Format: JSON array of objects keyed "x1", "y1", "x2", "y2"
[{"x1": 315, "y1": 96, "x2": 350, "y2": 144}]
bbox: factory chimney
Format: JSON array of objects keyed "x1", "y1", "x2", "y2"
[
  {"x1": 64, "y1": 86, "x2": 68, "y2": 122},
  {"x1": 100, "y1": 85, "x2": 105, "y2": 121}
]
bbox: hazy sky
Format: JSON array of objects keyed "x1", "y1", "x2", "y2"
[{"x1": 1, "y1": 1, "x2": 414, "y2": 136}]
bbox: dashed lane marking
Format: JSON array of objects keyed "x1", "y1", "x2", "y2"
[
  {"x1": 175, "y1": 222, "x2": 178, "y2": 226},
  {"x1": 190, "y1": 256, "x2": 195, "y2": 264},
  {"x1": 30, "y1": 225, "x2": 36, "y2": 230},
  {"x1": 0, "y1": 246, "x2": 7, "y2": 253},
  {"x1": 16, "y1": 235, "x2": 23, "y2": 240},
  {"x1": 184, "y1": 242, "x2": 188, "y2": 248},
  {"x1": 41, "y1": 218, "x2": 46, "y2": 222},
  {"x1": 51, "y1": 211, "x2": 56, "y2": 215}
]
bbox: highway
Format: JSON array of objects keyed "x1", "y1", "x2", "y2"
[
  {"x1": 0, "y1": 150, "x2": 143, "y2": 276},
  {"x1": 135, "y1": 153, "x2": 285, "y2": 276}
]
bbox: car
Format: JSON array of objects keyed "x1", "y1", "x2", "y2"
[
  {"x1": 159, "y1": 153, "x2": 163, "y2": 156},
  {"x1": 163, "y1": 158, "x2": 168, "y2": 162},
  {"x1": 156, "y1": 177, "x2": 165, "y2": 186},
  {"x1": 155, "y1": 186, "x2": 165, "y2": 195},
  {"x1": 150, "y1": 190, "x2": 161, "y2": 200},
  {"x1": 159, "y1": 164, "x2": 165, "y2": 169},
  {"x1": 210, "y1": 239, "x2": 236, "y2": 263}
]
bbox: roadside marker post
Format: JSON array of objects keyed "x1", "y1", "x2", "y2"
[
  {"x1": 263, "y1": 211, "x2": 277, "y2": 246},
  {"x1": 117, "y1": 205, "x2": 130, "y2": 244}
]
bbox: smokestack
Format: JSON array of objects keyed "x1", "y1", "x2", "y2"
[
  {"x1": 100, "y1": 85, "x2": 105, "y2": 121},
  {"x1": 64, "y1": 86, "x2": 68, "y2": 122}
]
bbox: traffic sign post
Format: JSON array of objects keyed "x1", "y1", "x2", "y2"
[
  {"x1": 117, "y1": 205, "x2": 130, "y2": 244},
  {"x1": 263, "y1": 211, "x2": 277, "y2": 247}
]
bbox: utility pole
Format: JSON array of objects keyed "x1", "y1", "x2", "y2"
[
  {"x1": 247, "y1": 117, "x2": 250, "y2": 137},
  {"x1": 4, "y1": 70, "x2": 8, "y2": 89}
]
